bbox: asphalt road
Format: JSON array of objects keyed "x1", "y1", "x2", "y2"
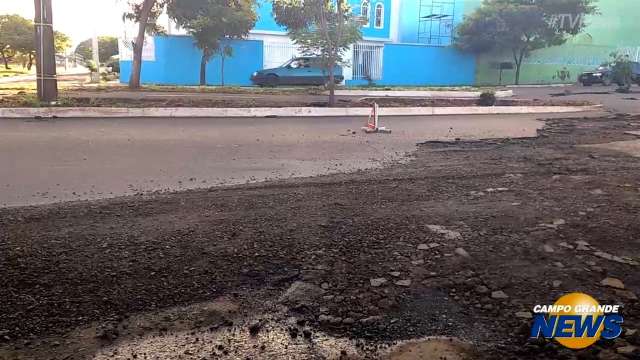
[
  {"x1": 0, "y1": 113, "x2": 582, "y2": 208},
  {"x1": 511, "y1": 84, "x2": 640, "y2": 114}
]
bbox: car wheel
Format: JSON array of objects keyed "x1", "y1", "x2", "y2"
[
  {"x1": 602, "y1": 77, "x2": 612, "y2": 86},
  {"x1": 265, "y1": 74, "x2": 279, "y2": 87},
  {"x1": 582, "y1": 82, "x2": 592, "y2": 86}
]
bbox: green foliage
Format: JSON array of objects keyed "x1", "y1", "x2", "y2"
[
  {"x1": 273, "y1": 0, "x2": 361, "y2": 65},
  {"x1": 54, "y1": 31, "x2": 71, "y2": 53},
  {"x1": 74, "y1": 37, "x2": 119, "y2": 63},
  {"x1": 86, "y1": 60, "x2": 98, "y2": 73},
  {"x1": 123, "y1": 0, "x2": 168, "y2": 35},
  {"x1": 455, "y1": 0, "x2": 598, "y2": 84},
  {"x1": 0, "y1": 14, "x2": 71, "y2": 70},
  {"x1": 105, "y1": 56, "x2": 121, "y2": 73},
  {"x1": 477, "y1": 91, "x2": 497, "y2": 106},
  {"x1": 0, "y1": 14, "x2": 34, "y2": 68},
  {"x1": 609, "y1": 51, "x2": 633, "y2": 92},
  {"x1": 168, "y1": 0, "x2": 257, "y2": 85},
  {"x1": 272, "y1": 0, "x2": 362, "y2": 105}
]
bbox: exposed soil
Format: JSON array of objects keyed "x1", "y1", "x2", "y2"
[
  {"x1": 0, "y1": 92, "x2": 592, "y2": 108},
  {"x1": 1, "y1": 114, "x2": 640, "y2": 359}
]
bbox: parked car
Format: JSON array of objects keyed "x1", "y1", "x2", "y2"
[
  {"x1": 250, "y1": 57, "x2": 343, "y2": 87},
  {"x1": 578, "y1": 65, "x2": 613, "y2": 86}
]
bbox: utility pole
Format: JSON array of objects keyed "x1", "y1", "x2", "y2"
[{"x1": 34, "y1": 0, "x2": 58, "y2": 102}]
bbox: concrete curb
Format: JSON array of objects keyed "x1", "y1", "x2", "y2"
[
  {"x1": 0, "y1": 105, "x2": 602, "y2": 119},
  {"x1": 505, "y1": 83, "x2": 574, "y2": 88},
  {"x1": 330, "y1": 89, "x2": 514, "y2": 98}
]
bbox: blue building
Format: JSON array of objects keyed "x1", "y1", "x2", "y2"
[{"x1": 119, "y1": 0, "x2": 479, "y2": 87}]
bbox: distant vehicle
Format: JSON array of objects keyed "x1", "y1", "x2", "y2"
[
  {"x1": 578, "y1": 66, "x2": 613, "y2": 86},
  {"x1": 579, "y1": 62, "x2": 640, "y2": 87},
  {"x1": 250, "y1": 57, "x2": 344, "y2": 87}
]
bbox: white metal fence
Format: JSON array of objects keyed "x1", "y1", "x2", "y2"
[
  {"x1": 352, "y1": 43, "x2": 384, "y2": 81},
  {"x1": 263, "y1": 42, "x2": 300, "y2": 70},
  {"x1": 618, "y1": 47, "x2": 640, "y2": 62}
]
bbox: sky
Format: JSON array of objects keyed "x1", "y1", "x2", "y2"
[{"x1": 0, "y1": 0, "x2": 131, "y2": 47}]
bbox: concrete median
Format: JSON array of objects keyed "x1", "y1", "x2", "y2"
[{"x1": 0, "y1": 105, "x2": 602, "y2": 119}]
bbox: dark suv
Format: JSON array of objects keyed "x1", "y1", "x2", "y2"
[
  {"x1": 580, "y1": 62, "x2": 640, "y2": 87},
  {"x1": 578, "y1": 66, "x2": 613, "y2": 86}
]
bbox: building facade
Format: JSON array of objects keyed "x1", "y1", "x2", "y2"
[
  {"x1": 119, "y1": 0, "x2": 640, "y2": 87},
  {"x1": 120, "y1": 0, "x2": 478, "y2": 86}
]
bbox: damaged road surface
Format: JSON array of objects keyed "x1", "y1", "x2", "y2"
[{"x1": 1, "y1": 114, "x2": 640, "y2": 359}]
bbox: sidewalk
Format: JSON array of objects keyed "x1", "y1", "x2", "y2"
[
  {"x1": 330, "y1": 89, "x2": 514, "y2": 98},
  {"x1": 0, "y1": 66, "x2": 90, "y2": 84}
]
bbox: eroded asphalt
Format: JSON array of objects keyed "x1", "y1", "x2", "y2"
[{"x1": 1, "y1": 113, "x2": 640, "y2": 359}]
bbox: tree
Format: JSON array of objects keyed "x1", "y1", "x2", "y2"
[
  {"x1": 455, "y1": 0, "x2": 598, "y2": 85},
  {"x1": 610, "y1": 52, "x2": 633, "y2": 93},
  {"x1": 54, "y1": 31, "x2": 71, "y2": 54},
  {"x1": 272, "y1": 0, "x2": 362, "y2": 106},
  {"x1": 168, "y1": 0, "x2": 257, "y2": 86},
  {"x1": 74, "y1": 36, "x2": 119, "y2": 63},
  {"x1": 124, "y1": 0, "x2": 167, "y2": 89},
  {"x1": 0, "y1": 14, "x2": 33, "y2": 69},
  {"x1": 0, "y1": 14, "x2": 71, "y2": 70}
]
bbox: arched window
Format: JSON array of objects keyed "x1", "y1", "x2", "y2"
[
  {"x1": 374, "y1": 3, "x2": 384, "y2": 29},
  {"x1": 361, "y1": 1, "x2": 370, "y2": 27}
]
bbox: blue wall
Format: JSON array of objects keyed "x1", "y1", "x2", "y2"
[
  {"x1": 120, "y1": 36, "x2": 263, "y2": 86},
  {"x1": 254, "y1": 0, "x2": 286, "y2": 33},
  {"x1": 352, "y1": 0, "x2": 392, "y2": 39},
  {"x1": 348, "y1": 43, "x2": 476, "y2": 86},
  {"x1": 254, "y1": 0, "x2": 391, "y2": 39}
]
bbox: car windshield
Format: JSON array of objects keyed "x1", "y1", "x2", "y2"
[{"x1": 280, "y1": 58, "x2": 296, "y2": 67}]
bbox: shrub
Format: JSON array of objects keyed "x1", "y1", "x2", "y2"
[{"x1": 477, "y1": 91, "x2": 497, "y2": 106}]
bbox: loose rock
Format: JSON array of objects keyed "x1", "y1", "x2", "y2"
[
  {"x1": 491, "y1": 291, "x2": 509, "y2": 300},
  {"x1": 601, "y1": 277, "x2": 625, "y2": 290},
  {"x1": 370, "y1": 278, "x2": 388, "y2": 287},
  {"x1": 454, "y1": 248, "x2": 471, "y2": 258}
]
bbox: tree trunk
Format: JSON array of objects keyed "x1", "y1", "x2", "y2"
[
  {"x1": 514, "y1": 62, "x2": 521, "y2": 85},
  {"x1": 327, "y1": 61, "x2": 336, "y2": 107},
  {"x1": 220, "y1": 55, "x2": 225, "y2": 86},
  {"x1": 129, "y1": 0, "x2": 155, "y2": 89},
  {"x1": 27, "y1": 53, "x2": 34, "y2": 71},
  {"x1": 200, "y1": 53, "x2": 207, "y2": 86},
  {"x1": 512, "y1": 48, "x2": 526, "y2": 85},
  {"x1": 0, "y1": 50, "x2": 9, "y2": 69}
]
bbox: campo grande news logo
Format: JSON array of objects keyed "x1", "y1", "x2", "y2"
[{"x1": 530, "y1": 292, "x2": 624, "y2": 349}]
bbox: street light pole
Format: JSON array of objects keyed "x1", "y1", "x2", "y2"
[{"x1": 34, "y1": 0, "x2": 58, "y2": 102}]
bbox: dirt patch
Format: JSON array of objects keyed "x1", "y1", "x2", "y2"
[{"x1": 1, "y1": 114, "x2": 640, "y2": 359}]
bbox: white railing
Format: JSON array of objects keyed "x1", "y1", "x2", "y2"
[
  {"x1": 618, "y1": 47, "x2": 640, "y2": 62},
  {"x1": 352, "y1": 42, "x2": 383, "y2": 81},
  {"x1": 263, "y1": 42, "x2": 300, "y2": 69}
]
